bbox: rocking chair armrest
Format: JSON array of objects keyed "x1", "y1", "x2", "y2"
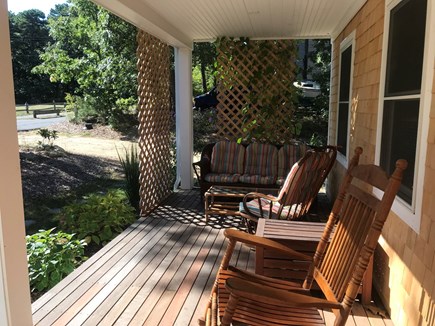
[
  {"x1": 224, "y1": 229, "x2": 311, "y2": 261},
  {"x1": 192, "y1": 161, "x2": 202, "y2": 181},
  {"x1": 242, "y1": 192, "x2": 279, "y2": 219},
  {"x1": 225, "y1": 278, "x2": 342, "y2": 310},
  {"x1": 243, "y1": 192, "x2": 278, "y2": 203}
]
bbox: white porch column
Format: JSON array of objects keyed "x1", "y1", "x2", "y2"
[
  {"x1": 0, "y1": 0, "x2": 33, "y2": 325},
  {"x1": 174, "y1": 46, "x2": 193, "y2": 189}
]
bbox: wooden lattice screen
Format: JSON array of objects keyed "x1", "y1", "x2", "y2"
[
  {"x1": 137, "y1": 30, "x2": 172, "y2": 216},
  {"x1": 216, "y1": 39, "x2": 297, "y2": 143}
]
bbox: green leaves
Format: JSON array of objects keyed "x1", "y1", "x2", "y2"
[
  {"x1": 26, "y1": 228, "x2": 87, "y2": 292},
  {"x1": 117, "y1": 145, "x2": 140, "y2": 211},
  {"x1": 56, "y1": 189, "x2": 136, "y2": 246},
  {"x1": 33, "y1": 0, "x2": 138, "y2": 123}
]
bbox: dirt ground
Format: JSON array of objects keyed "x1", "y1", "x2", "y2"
[
  {"x1": 18, "y1": 122, "x2": 137, "y2": 201},
  {"x1": 18, "y1": 122, "x2": 136, "y2": 161}
]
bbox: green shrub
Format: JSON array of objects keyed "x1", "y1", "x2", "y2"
[
  {"x1": 117, "y1": 145, "x2": 140, "y2": 211},
  {"x1": 57, "y1": 189, "x2": 136, "y2": 246},
  {"x1": 27, "y1": 229, "x2": 87, "y2": 292},
  {"x1": 109, "y1": 97, "x2": 138, "y2": 131},
  {"x1": 37, "y1": 128, "x2": 58, "y2": 148}
]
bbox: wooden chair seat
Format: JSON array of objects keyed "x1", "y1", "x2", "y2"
[{"x1": 215, "y1": 268, "x2": 325, "y2": 325}]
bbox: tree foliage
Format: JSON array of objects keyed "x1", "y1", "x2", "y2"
[
  {"x1": 294, "y1": 39, "x2": 331, "y2": 146},
  {"x1": 192, "y1": 42, "x2": 216, "y2": 94},
  {"x1": 9, "y1": 9, "x2": 65, "y2": 103},
  {"x1": 308, "y1": 39, "x2": 331, "y2": 112},
  {"x1": 33, "y1": 0, "x2": 138, "y2": 124}
]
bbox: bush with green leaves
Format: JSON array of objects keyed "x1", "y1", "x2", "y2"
[
  {"x1": 117, "y1": 145, "x2": 140, "y2": 211},
  {"x1": 109, "y1": 97, "x2": 138, "y2": 131},
  {"x1": 57, "y1": 189, "x2": 136, "y2": 246},
  {"x1": 37, "y1": 128, "x2": 58, "y2": 148},
  {"x1": 27, "y1": 228, "x2": 87, "y2": 292}
]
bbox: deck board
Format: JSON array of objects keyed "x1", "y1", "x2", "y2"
[{"x1": 32, "y1": 189, "x2": 391, "y2": 325}]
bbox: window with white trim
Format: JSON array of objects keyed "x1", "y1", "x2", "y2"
[
  {"x1": 377, "y1": 0, "x2": 433, "y2": 232},
  {"x1": 336, "y1": 34, "x2": 354, "y2": 161},
  {"x1": 380, "y1": 0, "x2": 427, "y2": 205}
]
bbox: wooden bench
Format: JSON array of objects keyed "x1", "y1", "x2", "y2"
[
  {"x1": 33, "y1": 109, "x2": 60, "y2": 118},
  {"x1": 255, "y1": 218, "x2": 373, "y2": 305}
]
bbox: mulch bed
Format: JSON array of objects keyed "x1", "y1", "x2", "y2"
[
  {"x1": 20, "y1": 147, "x2": 122, "y2": 201},
  {"x1": 20, "y1": 122, "x2": 133, "y2": 201}
]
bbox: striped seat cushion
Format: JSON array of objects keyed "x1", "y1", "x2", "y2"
[
  {"x1": 239, "y1": 174, "x2": 276, "y2": 185},
  {"x1": 210, "y1": 141, "x2": 245, "y2": 174},
  {"x1": 277, "y1": 143, "x2": 306, "y2": 178},
  {"x1": 204, "y1": 173, "x2": 241, "y2": 183},
  {"x1": 239, "y1": 199, "x2": 301, "y2": 220},
  {"x1": 243, "y1": 143, "x2": 278, "y2": 177}
]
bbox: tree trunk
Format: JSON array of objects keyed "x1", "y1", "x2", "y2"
[{"x1": 201, "y1": 62, "x2": 208, "y2": 93}]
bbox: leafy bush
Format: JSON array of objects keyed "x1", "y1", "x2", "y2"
[
  {"x1": 27, "y1": 229, "x2": 87, "y2": 292},
  {"x1": 66, "y1": 95, "x2": 99, "y2": 123},
  {"x1": 57, "y1": 190, "x2": 136, "y2": 246},
  {"x1": 37, "y1": 128, "x2": 58, "y2": 148},
  {"x1": 109, "y1": 97, "x2": 138, "y2": 131},
  {"x1": 117, "y1": 145, "x2": 140, "y2": 211}
]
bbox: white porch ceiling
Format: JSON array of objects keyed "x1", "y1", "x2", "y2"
[{"x1": 93, "y1": 0, "x2": 367, "y2": 48}]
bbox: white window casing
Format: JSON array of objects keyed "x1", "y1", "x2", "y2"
[
  {"x1": 336, "y1": 31, "x2": 356, "y2": 167},
  {"x1": 375, "y1": 0, "x2": 434, "y2": 233}
]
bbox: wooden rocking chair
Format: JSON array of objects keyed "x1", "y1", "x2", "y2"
[
  {"x1": 200, "y1": 147, "x2": 407, "y2": 326},
  {"x1": 239, "y1": 146, "x2": 337, "y2": 233}
]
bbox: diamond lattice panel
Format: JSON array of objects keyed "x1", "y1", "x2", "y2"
[
  {"x1": 216, "y1": 40, "x2": 296, "y2": 143},
  {"x1": 137, "y1": 30, "x2": 172, "y2": 216}
]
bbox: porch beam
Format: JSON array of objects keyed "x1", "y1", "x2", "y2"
[
  {"x1": 175, "y1": 47, "x2": 193, "y2": 190},
  {"x1": 92, "y1": 0, "x2": 192, "y2": 49},
  {"x1": 0, "y1": 0, "x2": 33, "y2": 325}
]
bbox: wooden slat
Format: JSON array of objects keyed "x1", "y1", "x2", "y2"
[
  {"x1": 145, "y1": 228, "x2": 221, "y2": 325},
  {"x1": 81, "y1": 221, "x2": 194, "y2": 325},
  {"x1": 174, "y1": 231, "x2": 227, "y2": 325}
]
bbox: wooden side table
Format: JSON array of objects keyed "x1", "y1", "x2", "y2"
[
  {"x1": 255, "y1": 219, "x2": 373, "y2": 305},
  {"x1": 204, "y1": 186, "x2": 248, "y2": 222}
]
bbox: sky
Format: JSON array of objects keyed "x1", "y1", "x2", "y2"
[{"x1": 7, "y1": 0, "x2": 66, "y2": 16}]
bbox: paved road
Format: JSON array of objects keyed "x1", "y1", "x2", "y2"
[{"x1": 16, "y1": 114, "x2": 67, "y2": 131}]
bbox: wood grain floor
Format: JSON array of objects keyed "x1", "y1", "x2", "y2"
[{"x1": 32, "y1": 189, "x2": 392, "y2": 325}]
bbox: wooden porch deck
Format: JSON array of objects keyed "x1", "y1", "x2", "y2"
[{"x1": 32, "y1": 189, "x2": 392, "y2": 326}]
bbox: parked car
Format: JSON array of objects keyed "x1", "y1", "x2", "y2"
[
  {"x1": 293, "y1": 80, "x2": 321, "y2": 98},
  {"x1": 193, "y1": 86, "x2": 218, "y2": 110}
]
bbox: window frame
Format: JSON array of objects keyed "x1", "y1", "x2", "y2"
[
  {"x1": 375, "y1": 0, "x2": 434, "y2": 233},
  {"x1": 336, "y1": 31, "x2": 356, "y2": 167}
]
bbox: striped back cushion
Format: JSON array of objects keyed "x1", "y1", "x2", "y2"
[
  {"x1": 277, "y1": 143, "x2": 306, "y2": 178},
  {"x1": 210, "y1": 141, "x2": 245, "y2": 174},
  {"x1": 243, "y1": 143, "x2": 278, "y2": 177}
]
